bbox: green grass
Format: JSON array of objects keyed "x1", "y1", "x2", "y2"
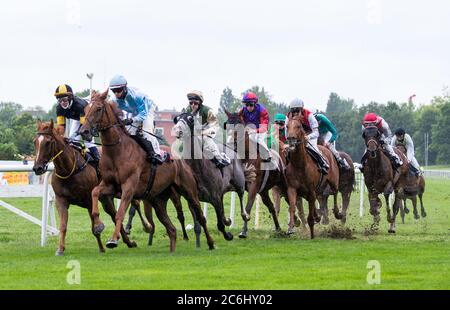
[{"x1": 0, "y1": 179, "x2": 449, "y2": 290}]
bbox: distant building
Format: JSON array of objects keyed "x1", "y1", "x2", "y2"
[{"x1": 154, "y1": 109, "x2": 180, "y2": 145}]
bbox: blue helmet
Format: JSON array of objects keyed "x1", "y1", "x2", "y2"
[{"x1": 109, "y1": 75, "x2": 127, "y2": 89}]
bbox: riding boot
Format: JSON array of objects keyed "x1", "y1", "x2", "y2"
[
  {"x1": 306, "y1": 144, "x2": 329, "y2": 175},
  {"x1": 336, "y1": 156, "x2": 351, "y2": 170},
  {"x1": 131, "y1": 135, "x2": 164, "y2": 165}
]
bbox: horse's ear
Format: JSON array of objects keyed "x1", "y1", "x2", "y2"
[
  {"x1": 100, "y1": 89, "x2": 109, "y2": 100},
  {"x1": 36, "y1": 119, "x2": 42, "y2": 130},
  {"x1": 49, "y1": 119, "x2": 54, "y2": 129}
]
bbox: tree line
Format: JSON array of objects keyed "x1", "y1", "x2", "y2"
[{"x1": 1, "y1": 87, "x2": 448, "y2": 166}]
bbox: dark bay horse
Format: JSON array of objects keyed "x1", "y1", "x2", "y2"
[
  {"x1": 32, "y1": 120, "x2": 137, "y2": 255},
  {"x1": 285, "y1": 115, "x2": 340, "y2": 238},
  {"x1": 362, "y1": 126, "x2": 408, "y2": 233},
  {"x1": 317, "y1": 138, "x2": 355, "y2": 224},
  {"x1": 79, "y1": 90, "x2": 214, "y2": 252},
  {"x1": 173, "y1": 112, "x2": 256, "y2": 241},
  {"x1": 396, "y1": 144, "x2": 426, "y2": 222},
  {"x1": 224, "y1": 110, "x2": 288, "y2": 238}
]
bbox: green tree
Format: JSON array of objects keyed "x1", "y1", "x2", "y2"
[
  {"x1": 11, "y1": 113, "x2": 36, "y2": 157},
  {"x1": 0, "y1": 143, "x2": 18, "y2": 160}
]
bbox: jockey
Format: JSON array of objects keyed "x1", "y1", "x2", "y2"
[
  {"x1": 54, "y1": 84, "x2": 100, "y2": 170},
  {"x1": 267, "y1": 113, "x2": 288, "y2": 153},
  {"x1": 184, "y1": 90, "x2": 230, "y2": 168},
  {"x1": 238, "y1": 91, "x2": 272, "y2": 163},
  {"x1": 391, "y1": 128, "x2": 421, "y2": 176},
  {"x1": 361, "y1": 112, "x2": 403, "y2": 168},
  {"x1": 314, "y1": 113, "x2": 351, "y2": 170},
  {"x1": 108, "y1": 75, "x2": 164, "y2": 165},
  {"x1": 288, "y1": 98, "x2": 329, "y2": 174}
]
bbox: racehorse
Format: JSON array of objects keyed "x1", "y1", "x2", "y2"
[
  {"x1": 79, "y1": 90, "x2": 214, "y2": 252},
  {"x1": 317, "y1": 137, "x2": 355, "y2": 224},
  {"x1": 173, "y1": 112, "x2": 256, "y2": 241},
  {"x1": 396, "y1": 144, "x2": 426, "y2": 222},
  {"x1": 224, "y1": 110, "x2": 288, "y2": 238},
  {"x1": 285, "y1": 115, "x2": 340, "y2": 238},
  {"x1": 362, "y1": 125, "x2": 408, "y2": 233},
  {"x1": 32, "y1": 120, "x2": 138, "y2": 255}
]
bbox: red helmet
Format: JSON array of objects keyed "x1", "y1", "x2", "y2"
[
  {"x1": 363, "y1": 113, "x2": 380, "y2": 127},
  {"x1": 242, "y1": 92, "x2": 258, "y2": 104}
]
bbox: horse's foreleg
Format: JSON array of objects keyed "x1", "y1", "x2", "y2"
[
  {"x1": 151, "y1": 197, "x2": 177, "y2": 253},
  {"x1": 260, "y1": 190, "x2": 281, "y2": 232},
  {"x1": 339, "y1": 191, "x2": 351, "y2": 224},
  {"x1": 170, "y1": 192, "x2": 189, "y2": 241},
  {"x1": 107, "y1": 182, "x2": 135, "y2": 248},
  {"x1": 124, "y1": 203, "x2": 137, "y2": 234},
  {"x1": 388, "y1": 195, "x2": 400, "y2": 233},
  {"x1": 307, "y1": 198, "x2": 317, "y2": 239},
  {"x1": 384, "y1": 193, "x2": 393, "y2": 224},
  {"x1": 142, "y1": 200, "x2": 155, "y2": 246},
  {"x1": 91, "y1": 181, "x2": 113, "y2": 235},
  {"x1": 286, "y1": 187, "x2": 298, "y2": 235},
  {"x1": 419, "y1": 193, "x2": 427, "y2": 218},
  {"x1": 271, "y1": 187, "x2": 282, "y2": 218},
  {"x1": 132, "y1": 200, "x2": 152, "y2": 233},
  {"x1": 239, "y1": 184, "x2": 258, "y2": 238},
  {"x1": 88, "y1": 208, "x2": 105, "y2": 253},
  {"x1": 55, "y1": 197, "x2": 69, "y2": 256}
]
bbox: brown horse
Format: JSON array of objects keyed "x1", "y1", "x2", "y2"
[
  {"x1": 396, "y1": 145, "x2": 426, "y2": 222},
  {"x1": 224, "y1": 110, "x2": 287, "y2": 238},
  {"x1": 285, "y1": 115, "x2": 340, "y2": 238},
  {"x1": 317, "y1": 138, "x2": 355, "y2": 224},
  {"x1": 79, "y1": 90, "x2": 214, "y2": 252},
  {"x1": 32, "y1": 120, "x2": 138, "y2": 255},
  {"x1": 362, "y1": 126, "x2": 408, "y2": 233}
]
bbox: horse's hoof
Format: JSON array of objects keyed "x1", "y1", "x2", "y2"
[
  {"x1": 183, "y1": 236, "x2": 189, "y2": 241},
  {"x1": 224, "y1": 232, "x2": 234, "y2": 241},
  {"x1": 142, "y1": 224, "x2": 152, "y2": 234},
  {"x1": 93, "y1": 223, "x2": 105, "y2": 236},
  {"x1": 238, "y1": 232, "x2": 247, "y2": 239},
  {"x1": 294, "y1": 216, "x2": 301, "y2": 227},
  {"x1": 99, "y1": 248, "x2": 106, "y2": 253},
  {"x1": 55, "y1": 250, "x2": 64, "y2": 256},
  {"x1": 208, "y1": 243, "x2": 215, "y2": 250},
  {"x1": 404, "y1": 208, "x2": 410, "y2": 214},
  {"x1": 421, "y1": 211, "x2": 427, "y2": 218},
  {"x1": 388, "y1": 229, "x2": 396, "y2": 234},
  {"x1": 127, "y1": 241, "x2": 137, "y2": 248},
  {"x1": 286, "y1": 228, "x2": 295, "y2": 235},
  {"x1": 224, "y1": 218, "x2": 232, "y2": 227},
  {"x1": 414, "y1": 213, "x2": 420, "y2": 220},
  {"x1": 106, "y1": 239, "x2": 119, "y2": 248}
]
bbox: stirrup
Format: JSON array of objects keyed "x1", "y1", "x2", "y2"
[{"x1": 262, "y1": 156, "x2": 272, "y2": 163}]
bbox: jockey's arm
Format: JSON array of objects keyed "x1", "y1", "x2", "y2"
[
  {"x1": 307, "y1": 114, "x2": 319, "y2": 141},
  {"x1": 56, "y1": 115, "x2": 66, "y2": 136},
  {"x1": 132, "y1": 96, "x2": 150, "y2": 123},
  {"x1": 256, "y1": 108, "x2": 269, "y2": 133},
  {"x1": 405, "y1": 134, "x2": 415, "y2": 161},
  {"x1": 390, "y1": 135, "x2": 397, "y2": 147},
  {"x1": 202, "y1": 110, "x2": 219, "y2": 136},
  {"x1": 380, "y1": 119, "x2": 392, "y2": 142}
]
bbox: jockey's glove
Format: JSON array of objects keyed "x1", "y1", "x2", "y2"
[{"x1": 123, "y1": 118, "x2": 133, "y2": 126}]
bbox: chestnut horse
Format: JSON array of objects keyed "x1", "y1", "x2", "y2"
[
  {"x1": 362, "y1": 126, "x2": 408, "y2": 233},
  {"x1": 79, "y1": 90, "x2": 214, "y2": 252},
  {"x1": 224, "y1": 110, "x2": 288, "y2": 238},
  {"x1": 32, "y1": 120, "x2": 137, "y2": 255},
  {"x1": 396, "y1": 144, "x2": 426, "y2": 222},
  {"x1": 285, "y1": 115, "x2": 340, "y2": 238}
]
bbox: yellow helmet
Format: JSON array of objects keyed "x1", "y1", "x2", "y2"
[{"x1": 54, "y1": 84, "x2": 73, "y2": 97}]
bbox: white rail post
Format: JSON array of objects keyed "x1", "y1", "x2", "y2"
[
  {"x1": 254, "y1": 195, "x2": 260, "y2": 229},
  {"x1": 49, "y1": 188, "x2": 57, "y2": 232},
  {"x1": 229, "y1": 192, "x2": 236, "y2": 228},
  {"x1": 359, "y1": 173, "x2": 365, "y2": 218},
  {"x1": 40, "y1": 171, "x2": 52, "y2": 246},
  {"x1": 203, "y1": 202, "x2": 208, "y2": 219}
]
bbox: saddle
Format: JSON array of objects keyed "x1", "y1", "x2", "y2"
[{"x1": 305, "y1": 144, "x2": 329, "y2": 175}]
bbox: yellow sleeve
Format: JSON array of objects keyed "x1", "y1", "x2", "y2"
[
  {"x1": 57, "y1": 116, "x2": 65, "y2": 126},
  {"x1": 80, "y1": 116, "x2": 85, "y2": 125}
]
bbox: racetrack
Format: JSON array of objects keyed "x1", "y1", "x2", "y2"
[{"x1": 0, "y1": 179, "x2": 448, "y2": 289}]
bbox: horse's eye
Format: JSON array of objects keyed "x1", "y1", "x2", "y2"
[{"x1": 173, "y1": 116, "x2": 179, "y2": 124}]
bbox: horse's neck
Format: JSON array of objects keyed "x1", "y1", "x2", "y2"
[
  {"x1": 53, "y1": 141, "x2": 77, "y2": 175},
  {"x1": 290, "y1": 143, "x2": 308, "y2": 171},
  {"x1": 182, "y1": 132, "x2": 204, "y2": 169},
  {"x1": 99, "y1": 127, "x2": 124, "y2": 154}
]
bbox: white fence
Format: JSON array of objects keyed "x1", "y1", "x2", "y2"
[{"x1": 0, "y1": 162, "x2": 58, "y2": 246}]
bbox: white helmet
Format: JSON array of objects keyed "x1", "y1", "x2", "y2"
[{"x1": 290, "y1": 98, "x2": 304, "y2": 109}]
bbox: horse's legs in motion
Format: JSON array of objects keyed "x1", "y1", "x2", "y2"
[
  {"x1": 384, "y1": 193, "x2": 394, "y2": 232},
  {"x1": 88, "y1": 208, "x2": 105, "y2": 253},
  {"x1": 239, "y1": 183, "x2": 258, "y2": 238},
  {"x1": 295, "y1": 197, "x2": 307, "y2": 228},
  {"x1": 151, "y1": 196, "x2": 177, "y2": 253},
  {"x1": 339, "y1": 191, "x2": 351, "y2": 224},
  {"x1": 388, "y1": 195, "x2": 401, "y2": 233},
  {"x1": 213, "y1": 197, "x2": 233, "y2": 241},
  {"x1": 101, "y1": 196, "x2": 137, "y2": 248},
  {"x1": 260, "y1": 190, "x2": 281, "y2": 232},
  {"x1": 318, "y1": 194, "x2": 329, "y2": 225},
  {"x1": 419, "y1": 193, "x2": 427, "y2": 218},
  {"x1": 55, "y1": 196, "x2": 69, "y2": 256},
  {"x1": 106, "y1": 179, "x2": 137, "y2": 248},
  {"x1": 125, "y1": 203, "x2": 137, "y2": 234},
  {"x1": 189, "y1": 205, "x2": 202, "y2": 248},
  {"x1": 142, "y1": 200, "x2": 155, "y2": 246},
  {"x1": 271, "y1": 187, "x2": 282, "y2": 218},
  {"x1": 307, "y1": 197, "x2": 317, "y2": 239},
  {"x1": 286, "y1": 187, "x2": 298, "y2": 235},
  {"x1": 131, "y1": 200, "x2": 152, "y2": 233},
  {"x1": 238, "y1": 188, "x2": 250, "y2": 222},
  {"x1": 368, "y1": 193, "x2": 381, "y2": 230},
  {"x1": 91, "y1": 180, "x2": 114, "y2": 235},
  {"x1": 411, "y1": 196, "x2": 420, "y2": 220},
  {"x1": 170, "y1": 190, "x2": 189, "y2": 241},
  {"x1": 400, "y1": 199, "x2": 406, "y2": 224}
]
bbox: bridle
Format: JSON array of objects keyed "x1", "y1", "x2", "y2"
[
  {"x1": 84, "y1": 103, "x2": 122, "y2": 146},
  {"x1": 36, "y1": 132, "x2": 78, "y2": 179}
]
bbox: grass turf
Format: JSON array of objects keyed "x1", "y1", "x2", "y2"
[{"x1": 0, "y1": 179, "x2": 449, "y2": 289}]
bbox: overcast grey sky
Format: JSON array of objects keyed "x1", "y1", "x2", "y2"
[{"x1": 1, "y1": 0, "x2": 449, "y2": 112}]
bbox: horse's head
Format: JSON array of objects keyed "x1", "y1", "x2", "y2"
[
  {"x1": 397, "y1": 144, "x2": 407, "y2": 155},
  {"x1": 286, "y1": 114, "x2": 306, "y2": 151},
  {"x1": 362, "y1": 125, "x2": 381, "y2": 154},
  {"x1": 33, "y1": 120, "x2": 61, "y2": 175},
  {"x1": 79, "y1": 89, "x2": 111, "y2": 141},
  {"x1": 223, "y1": 108, "x2": 246, "y2": 144},
  {"x1": 172, "y1": 112, "x2": 195, "y2": 139}
]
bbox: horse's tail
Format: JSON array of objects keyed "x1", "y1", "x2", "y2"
[{"x1": 243, "y1": 162, "x2": 257, "y2": 183}]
